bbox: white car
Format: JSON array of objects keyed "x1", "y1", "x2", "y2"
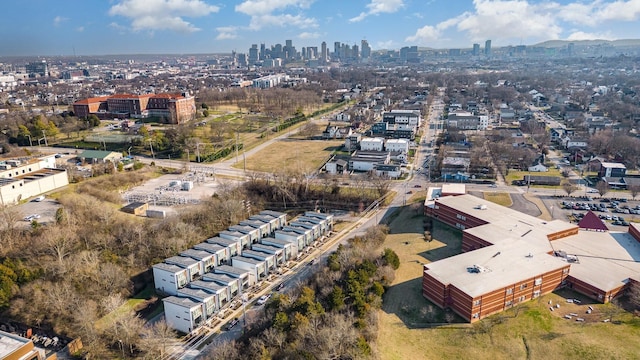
[
  {"x1": 256, "y1": 294, "x2": 271, "y2": 305},
  {"x1": 23, "y1": 214, "x2": 40, "y2": 221},
  {"x1": 587, "y1": 189, "x2": 599, "y2": 193}
]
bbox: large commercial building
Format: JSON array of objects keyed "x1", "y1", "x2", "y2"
[
  {"x1": 73, "y1": 93, "x2": 196, "y2": 124},
  {"x1": 0, "y1": 155, "x2": 68, "y2": 205},
  {"x1": 423, "y1": 194, "x2": 640, "y2": 323}
]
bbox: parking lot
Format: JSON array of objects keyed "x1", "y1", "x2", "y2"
[
  {"x1": 545, "y1": 195, "x2": 640, "y2": 230},
  {"x1": 16, "y1": 197, "x2": 61, "y2": 226}
]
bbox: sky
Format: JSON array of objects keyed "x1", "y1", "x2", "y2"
[{"x1": 1, "y1": 0, "x2": 640, "y2": 56}]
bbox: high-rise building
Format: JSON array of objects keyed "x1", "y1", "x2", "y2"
[
  {"x1": 26, "y1": 60, "x2": 48, "y2": 77},
  {"x1": 321, "y1": 41, "x2": 328, "y2": 63},
  {"x1": 472, "y1": 43, "x2": 480, "y2": 56},
  {"x1": 484, "y1": 40, "x2": 492, "y2": 56},
  {"x1": 248, "y1": 44, "x2": 259, "y2": 64},
  {"x1": 260, "y1": 43, "x2": 266, "y2": 60},
  {"x1": 334, "y1": 42, "x2": 341, "y2": 58},
  {"x1": 361, "y1": 40, "x2": 371, "y2": 59}
]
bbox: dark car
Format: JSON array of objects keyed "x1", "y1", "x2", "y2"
[
  {"x1": 275, "y1": 282, "x2": 285, "y2": 291},
  {"x1": 225, "y1": 318, "x2": 240, "y2": 330}
]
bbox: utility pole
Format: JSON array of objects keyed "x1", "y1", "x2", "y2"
[
  {"x1": 147, "y1": 139, "x2": 154, "y2": 159},
  {"x1": 41, "y1": 130, "x2": 48, "y2": 147},
  {"x1": 235, "y1": 132, "x2": 240, "y2": 163},
  {"x1": 196, "y1": 143, "x2": 201, "y2": 163}
]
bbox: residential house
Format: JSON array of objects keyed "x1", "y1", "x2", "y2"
[
  {"x1": 231, "y1": 256, "x2": 268, "y2": 284},
  {"x1": 165, "y1": 256, "x2": 204, "y2": 282},
  {"x1": 527, "y1": 163, "x2": 549, "y2": 172},
  {"x1": 360, "y1": 137, "x2": 385, "y2": 152},
  {"x1": 152, "y1": 263, "x2": 189, "y2": 295},
  {"x1": 304, "y1": 211, "x2": 335, "y2": 230},
  {"x1": 277, "y1": 227, "x2": 311, "y2": 248},
  {"x1": 249, "y1": 214, "x2": 282, "y2": 234},
  {"x1": 375, "y1": 164, "x2": 402, "y2": 178},
  {"x1": 349, "y1": 151, "x2": 390, "y2": 172},
  {"x1": 325, "y1": 158, "x2": 348, "y2": 174},
  {"x1": 289, "y1": 219, "x2": 322, "y2": 240},
  {"x1": 344, "y1": 134, "x2": 362, "y2": 152},
  {"x1": 180, "y1": 249, "x2": 217, "y2": 273},
  {"x1": 251, "y1": 243, "x2": 286, "y2": 264},
  {"x1": 259, "y1": 210, "x2": 287, "y2": 228},
  {"x1": 192, "y1": 242, "x2": 231, "y2": 265},
  {"x1": 200, "y1": 273, "x2": 242, "y2": 298},
  {"x1": 384, "y1": 139, "x2": 409, "y2": 153},
  {"x1": 228, "y1": 225, "x2": 261, "y2": 244},
  {"x1": 208, "y1": 236, "x2": 242, "y2": 256},
  {"x1": 213, "y1": 265, "x2": 252, "y2": 289},
  {"x1": 163, "y1": 296, "x2": 205, "y2": 334},
  {"x1": 241, "y1": 249, "x2": 277, "y2": 271},
  {"x1": 219, "y1": 230, "x2": 251, "y2": 249},
  {"x1": 188, "y1": 280, "x2": 231, "y2": 309},
  {"x1": 177, "y1": 287, "x2": 219, "y2": 320},
  {"x1": 598, "y1": 162, "x2": 626, "y2": 178},
  {"x1": 239, "y1": 219, "x2": 271, "y2": 238},
  {"x1": 265, "y1": 234, "x2": 300, "y2": 259}
]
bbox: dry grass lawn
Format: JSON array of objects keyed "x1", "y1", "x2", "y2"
[
  {"x1": 484, "y1": 191, "x2": 513, "y2": 207},
  {"x1": 233, "y1": 139, "x2": 343, "y2": 173},
  {"x1": 376, "y1": 201, "x2": 640, "y2": 360}
]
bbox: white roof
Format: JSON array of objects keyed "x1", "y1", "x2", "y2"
[
  {"x1": 600, "y1": 162, "x2": 626, "y2": 169},
  {"x1": 554, "y1": 231, "x2": 640, "y2": 292}
]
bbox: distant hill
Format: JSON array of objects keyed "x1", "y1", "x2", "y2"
[{"x1": 533, "y1": 39, "x2": 640, "y2": 48}]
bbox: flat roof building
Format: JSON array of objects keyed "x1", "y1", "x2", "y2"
[{"x1": 423, "y1": 194, "x2": 640, "y2": 322}]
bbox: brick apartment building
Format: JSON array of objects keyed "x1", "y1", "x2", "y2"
[
  {"x1": 423, "y1": 194, "x2": 640, "y2": 322},
  {"x1": 73, "y1": 93, "x2": 196, "y2": 124}
]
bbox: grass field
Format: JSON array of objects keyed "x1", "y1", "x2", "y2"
[
  {"x1": 505, "y1": 168, "x2": 564, "y2": 184},
  {"x1": 484, "y1": 191, "x2": 513, "y2": 207},
  {"x1": 376, "y1": 202, "x2": 640, "y2": 360},
  {"x1": 233, "y1": 139, "x2": 343, "y2": 173}
]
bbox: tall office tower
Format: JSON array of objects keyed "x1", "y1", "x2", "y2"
[
  {"x1": 260, "y1": 43, "x2": 266, "y2": 60},
  {"x1": 301, "y1": 47, "x2": 307, "y2": 59},
  {"x1": 273, "y1": 43, "x2": 283, "y2": 58},
  {"x1": 284, "y1": 39, "x2": 294, "y2": 59},
  {"x1": 472, "y1": 43, "x2": 480, "y2": 56},
  {"x1": 352, "y1": 44, "x2": 359, "y2": 60},
  {"x1": 307, "y1": 46, "x2": 318, "y2": 59},
  {"x1": 567, "y1": 42, "x2": 575, "y2": 56},
  {"x1": 334, "y1": 42, "x2": 341, "y2": 58},
  {"x1": 26, "y1": 60, "x2": 48, "y2": 77},
  {"x1": 248, "y1": 44, "x2": 259, "y2": 64},
  {"x1": 321, "y1": 41, "x2": 328, "y2": 62},
  {"x1": 361, "y1": 39, "x2": 371, "y2": 59},
  {"x1": 484, "y1": 40, "x2": 492, "y2": 56}
]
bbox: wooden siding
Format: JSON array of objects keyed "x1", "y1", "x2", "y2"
[
  {"x1": 566, "y1": 275, "x2": 625, "y2": 303},
  {"x1": 547, "y1": 226, "x2": 578, "y2": 241}
]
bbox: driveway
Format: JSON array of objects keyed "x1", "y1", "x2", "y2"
[{"x1": 510, "y1": 193, "x2": 542, "y2": 217}]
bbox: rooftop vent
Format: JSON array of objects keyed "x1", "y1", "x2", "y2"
[
  {"x1": 467, "y1": 264, "x2": 489, "y2": 274},
  {"x1": 474, "y1": 204, "x2": 487, "y2": 210}
]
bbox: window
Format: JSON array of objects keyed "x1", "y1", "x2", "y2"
[
  {"x1": 455, "y1": 223, "x2": 466, "y2": 230},
  {"x1": 520, "y1": 283, "x2": 528, "y2": 290},
  {"x1": 472, "y1": 313, "x2": 479, "y2": 319},
  {"x1": 533, "y1": 290, "x2": 541, "y2": 298},
  {"x1": 474, "y1": 299, "x2": 481, "y2": 306},
  {"x1": 534, "y1": 278, "x2": 542, "y2": 286},
  {"x1": 505, "y1": 300, "x2": 513, "y2": 307},
  {"x1": 506, "y1": 288, "x2": 513, "y2": 295},
  {"x1": 563, "y1": 268, "x2": 569, "y2": 274},
  {"x1": 456, "y1": 214, "x2": 466, "y2": 221},
  {"x1": 519, "y1": 296, "x2": 526, "y2": 302}
]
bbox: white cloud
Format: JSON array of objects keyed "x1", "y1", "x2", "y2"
[
  {"x1": 298, "y1": 31, "x2": 321, "y2": 39},
  {"x1": 235, "y1": 0, "x2": 317, "y2": 30},
  {"x1": 109, "y1": 0, "x2": 219, "y2": 33},
  {"x1": 216, "y1": 27, "x2": 239, "y2": 40},
  {"x1": 235, "y1": 0, "x2": 314, "y2": 16},
  {"x1": 376, "y1": 40, "x2": 395, "y2": 49},
  {"x1": 566, "y1": 30, "x2": 615, "y2": 41},
  {"x1": 76, "y1": 26, "x2": 85, "y2": 32},
  {"x1": 350, "y1": 0, "x2": 405, "y2": 22},
  {"x1": 53, "y1": 16, "x2": 68, "y2": 27}
]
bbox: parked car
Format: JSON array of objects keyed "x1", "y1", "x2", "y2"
[
  {"x1": 275, "y1": 282, "x2": 285, "y2": 291},
  {"x1": 33, "y1": 195, "x2": 45, "y2": 202}
]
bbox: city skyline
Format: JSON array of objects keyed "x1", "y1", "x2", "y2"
[{"x1": 1, "y1": 0, "x2": 640, "y2": 56}]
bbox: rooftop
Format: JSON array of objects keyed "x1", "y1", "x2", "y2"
[
  {"x1": 0, "y1": 330, "x2": 31, "y2": 359},
  {"x1": 189, "y1": 279, "x2": 227, "y2": 293},
  {"x1": 162, "y1": 296, "x2": 202, "y2": 308}
]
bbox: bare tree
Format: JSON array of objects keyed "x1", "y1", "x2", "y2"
[
  {"x1": 629, "y1": 184, "x2": 640, "y2": 200},
  {"x1": 138, "y1": 320, "x2": 177, "y2": 359},
  {"x1": 596, "y1": 181, "x2": 610, "y2": 197},
  {"x1": 627, "y1": 281, "x2": 640, "y2": 311},
  {"x1": 562, "y1": 181, "x2": 578, "y2": 197}
]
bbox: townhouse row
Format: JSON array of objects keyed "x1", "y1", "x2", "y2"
[{"x1": 152, "y1": 210, "x2": 334, "y2": 333}]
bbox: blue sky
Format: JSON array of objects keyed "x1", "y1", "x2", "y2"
[{"x1": 1, "y1": 0, "x2": 639, "y2": 56}]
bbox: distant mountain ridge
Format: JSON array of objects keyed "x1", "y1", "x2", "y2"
[{"x1": 533, "y1": 39, "x2": 640, "y2": 48}]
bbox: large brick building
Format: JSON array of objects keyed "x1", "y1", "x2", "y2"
[
  {"x1": 73, "y1": 93, "x2": 196, "y2": 124},
  {"x1": 423, "y1": 194, "x2": 640, "y2": 322}
]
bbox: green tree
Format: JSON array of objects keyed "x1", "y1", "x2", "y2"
[
  {"x1": 0, "y1": 263, "x2": 17, "y2": 308},
  {"x1": 203, "y1": 109, "x2": 210, "y2": 118},
  {"x1": 383, "y1": 248, "x2": 400, "y2": 270},
  {"x1": 328, "y1": 286, "x2": 345, "y2": 311},
  {"x1": 46, "y1": 121, "x2": 60, "y2": 139},
  {"x1": 87, "y1": 114, "x2": 100, "y2": 127},
  {"x1": 273, "y1": 312, "x2": 289, "y2": 332}
]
